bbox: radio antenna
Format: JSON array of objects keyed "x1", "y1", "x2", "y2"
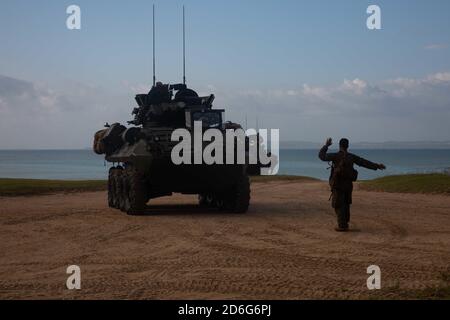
[
  {"x1": 183, "y1": 5, "x2": 186, "y2": 85},
  {"x1": 152, "y1": 4, "x2": 156, "y2": 87}
]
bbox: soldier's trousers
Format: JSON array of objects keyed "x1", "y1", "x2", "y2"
[{"x1": 331, "y1": 190, "x2": 352, "y2": 229}]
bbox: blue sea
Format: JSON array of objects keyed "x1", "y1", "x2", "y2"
[{"x1": 0, "y1": 149, "x2": 449, "y2": 181}]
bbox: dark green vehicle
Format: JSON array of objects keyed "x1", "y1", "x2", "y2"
[{"x1": 93, "y1": 83, "x2": 268, "y2": 215}]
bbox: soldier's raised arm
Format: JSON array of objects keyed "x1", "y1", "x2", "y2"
[
  {"x1": 353, "y1": 155, "x2": 385, "y2": 170},
  {"x1": 318, "y1": 138, "x2": 338, "y2": 162}
]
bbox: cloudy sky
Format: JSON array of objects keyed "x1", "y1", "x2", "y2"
[{"x1": 1, "y1": 0, "x2": 450, "y2": 149}]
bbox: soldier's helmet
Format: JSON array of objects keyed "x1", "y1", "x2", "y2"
[{"x1": 339, "y1": 138, "x2": 349, "y2": 150}]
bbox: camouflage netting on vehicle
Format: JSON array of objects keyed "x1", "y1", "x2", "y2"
[{"x1": 93, "y1": 129, "x2": 108, "y2": 155}]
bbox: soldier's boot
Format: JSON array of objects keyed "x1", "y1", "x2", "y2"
[
  {"x1": 335, "y1": 207, "x2": 349, "y2": 231},
  {"x1": 343, "y1": 204, "x2": 351, "y2": 229}
]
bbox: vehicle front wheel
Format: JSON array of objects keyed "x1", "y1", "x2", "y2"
[
  {"x1": 198, "y1": 194, "x2": 208, "y2": 207},
  {"x1": 125, "y1": 167, "x2": 147, "y2": 215},
  {"x1": 225, "y1": 173, "x2": 250, "y2": 213},
  {"x1": 109, "y1": 166, "x2": 123, "y2": 209},
  {"x1": 108, "y1": 168, "x2": 116, "y2": 208}
]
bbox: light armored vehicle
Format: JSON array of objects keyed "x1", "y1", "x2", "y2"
[
  {"x1": 93, "y1": 83, "x2": 268, "y2": 215},
  {"x1": 92, "y1": 6, "x2": 271, "y2": 214}
]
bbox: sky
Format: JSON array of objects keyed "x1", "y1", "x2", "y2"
[{"x1": 0, "y1": 0, "x2": 450, "y2": 149}]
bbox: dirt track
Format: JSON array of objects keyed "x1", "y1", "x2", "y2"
[{"x1": 0, "y1": 180, "x2": 449, "y2": 299}]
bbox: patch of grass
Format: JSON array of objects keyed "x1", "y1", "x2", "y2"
[
  {"x1": 0, "y1": 178, "x2": 107, "y2": 197},
  {"x1": 251, "y1": 175, "x2": 319, "y2": 183},
  {"x1": 383, "y1": 283, "x2": 450, "y2": 300},
  {"x1": 369, "y1": 271, "x2": 450, "y2": 300},
  {"x1": 441, "y1": 270, "x2": 450, "y2": 283},
  {"x1": 413, "y1": 284, "x2": 450, "y2": 300},
  {"x1": 0, "y1": 175, "x2": 317, "y2": 197},
  {"x1": 370, "y1": 285, "x2": 450, "y2": 300},
  {"x1": 360, "y1": 174, "x2": 450, "y2": 195}
]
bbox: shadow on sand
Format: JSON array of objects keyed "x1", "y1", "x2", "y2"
[{"x1": 133, "y1": 204, "x2": 241, "y2": 217}]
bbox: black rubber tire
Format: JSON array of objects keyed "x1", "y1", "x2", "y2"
[
  {"x1": 119, "y1": 172, "x2": 131, "y2": 213},
  {"x1": 225, "y1": 172, "x2": 250, "y2": 213},
  {"x1": 108, "y1": 168, "x2": 116, "y2": 208},
  {"x1": 114, "y1": 168, "x2": 125, "y2": 211},
  {"x1": 198, "y1": 194, "x2": 208, "y2": 207},
  {"x1": 112, "y1": 167, "x2": 124, "y2": 209},
  {"x1": 125, "y1": 167, "x2": 147, "y2": 215},
  {"x1": 207, "y1": 194, "x2": 217, "y2": 208},
  {"x1": 215, "y1": 196, "x2": 225, "y2": 211},
  {"x1": 199, "y1": 193, "x2": 224, "y2": 209}
]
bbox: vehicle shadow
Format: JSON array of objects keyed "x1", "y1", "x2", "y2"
[{"x1": 136, "y1": 204, "x2": 235, "y2": 216}]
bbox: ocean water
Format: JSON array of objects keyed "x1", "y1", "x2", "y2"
[
  {"x1": 281, "y1": 149, "x2": 450, "y2": 180},
  {"x1": 0, "y1": 149, "x2": 449, "y2": 181}
]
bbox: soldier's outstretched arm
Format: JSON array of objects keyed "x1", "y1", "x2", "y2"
[{"x1": 354, "y1": 155, "x2": 384, "y2": 170}]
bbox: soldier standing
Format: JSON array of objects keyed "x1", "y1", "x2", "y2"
[{"x1": 319, "y1": 138, "x2": 386, "y2": 232}]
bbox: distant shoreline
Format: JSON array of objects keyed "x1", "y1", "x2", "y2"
[
  {"x1": 1, "y1": 149, "x2": 449, "y2": 181},
  {"x1": 1, "y1": 148, "x2": 450, "y2": 151},
  {"x1": 1, "y1": 174, "x2": 449, "y2": 197},
  {"x1": 1, "y1": 141, "x2": 450, "y2": 151}
]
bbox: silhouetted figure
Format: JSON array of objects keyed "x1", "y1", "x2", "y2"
[
  {"x1": 319, "y1": 138, "x2": 386, "y2": 232},
  {"x1": 148, "y1": 82, "x2": 171, "y2": 104}
]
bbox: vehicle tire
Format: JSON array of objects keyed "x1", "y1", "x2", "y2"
[
  {"x1": 215, "y1": 196, "x2": 225, "y2": 211},
  {"x1": 206, "y1": 194, "x2": 217, "y2": 208},
  {"x1": 198, "y1": 194, "x2": 208, "y2": 207},
  {"x1": 112, "y1": 166, "x2": 124, "y2": 209},
  {"x1": 108, "y1": 168, "x2": 116, "y2": 208},
  {"x1": 114, "y1": 166, "x2": 125, "y2": 211},
  {"x1": 120, "y1": 172, "x2": 131, "y2": 212},
  {"x1": 125, "y1": 167, "x2": 147, "y2": 215},
  {"x1": 225, "y1": 172, "x2": 250, "y2": 213}
]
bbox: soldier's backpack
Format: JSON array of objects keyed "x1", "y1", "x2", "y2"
[{"x1": 329, "y1": 151, "x2": 358, "y2": 189}]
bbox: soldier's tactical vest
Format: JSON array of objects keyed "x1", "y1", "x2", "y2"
[{"x1": 329, "y1": 151, "x2": 358, "y2": 189}]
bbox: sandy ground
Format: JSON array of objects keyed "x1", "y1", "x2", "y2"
[{"x1": 0, "y1": 180, "x2": 449, "y2": 300}]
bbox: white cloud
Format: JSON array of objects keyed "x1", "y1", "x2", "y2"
[
  {"x1": 424, "y1": 43, "x2": 448, "y2": 50},
  {"x1": 340, "y1": 78, "x2": 368, "y2": 94},
  {"x1": 426, "y1": 72, "x2": 450, "y2": 83},
  {"x1": 218, "y1": 72, "x2": 450, "y2": 118},
  {"x1": 1, "y1": 72, "x2": 450, "y2": 147},
  {"x1": 0, "y1": 75, "x2": 130, "y2": 149},
  {"x1": 302, "y1": 84, "x2": 329, "y2": 99},
  {"x1": 121, "y1": 81, "x2": 151, "y2": 94}
]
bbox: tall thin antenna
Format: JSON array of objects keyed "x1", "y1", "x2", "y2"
[
  {"x1": 183, "y1": 5, "x2": 186, "y2": 85},
  {"x1": 152, "y1": 4, "x2": 156, "y2": 87}
]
